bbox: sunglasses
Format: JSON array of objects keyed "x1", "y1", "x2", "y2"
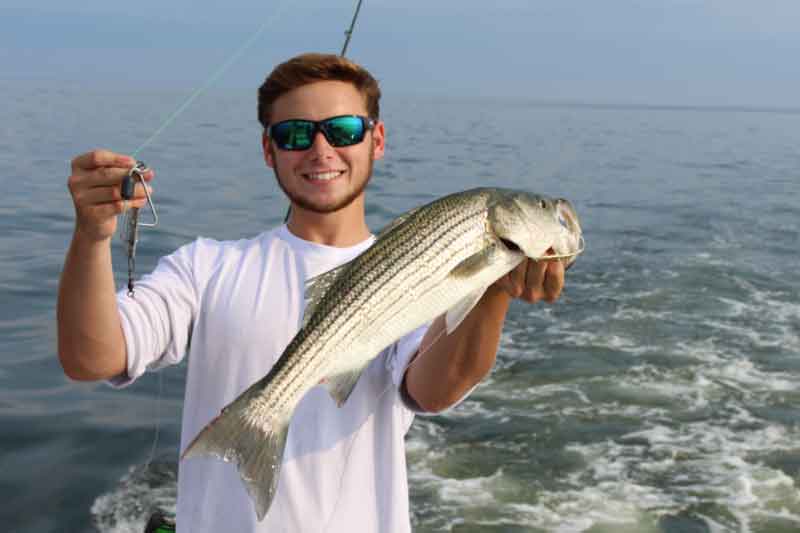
[{"x1": 268, "y1": 115, "x2": 376, "y2": 151}]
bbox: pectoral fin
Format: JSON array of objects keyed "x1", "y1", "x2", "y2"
[
  {"x1": 445, "y1": 287, "x2": 489, "y2": 334},
  {"x1": 450, "y1": 245, "x2": 496, "y2": 279},
  {"x1": 444, "y1": 241, "x2": 525, "y2": 334}
]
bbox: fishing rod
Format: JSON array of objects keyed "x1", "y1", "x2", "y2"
[
  {"x1": 340, "y1": 0, "x2": 364, "y2": 56},
  {"x1": 283, "y1": 0, "x2": 366, "y2": 223}
]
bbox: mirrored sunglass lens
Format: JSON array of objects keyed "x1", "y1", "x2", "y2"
[
  {"x1": 272, "y1": 121, "x2": 314, "y2": 150},
  {"x1": 324, "y1": 116, "x2": 365, "y2": 146}
]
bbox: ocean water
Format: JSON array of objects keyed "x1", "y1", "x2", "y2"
[{"x1": 1, "y1": 81, "x2": 798, "y2": 532}]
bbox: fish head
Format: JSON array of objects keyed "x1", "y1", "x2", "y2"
[{"x1": 488, "y1": 191, "x2": 584, "y2": 268}]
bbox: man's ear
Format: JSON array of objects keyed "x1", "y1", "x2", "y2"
[
  {"x1": 372, "y1": 120, "x2": 386, "y2": 161},
  {"x1": 262, "y1": 131, "x2": 275, "y2": 168}
]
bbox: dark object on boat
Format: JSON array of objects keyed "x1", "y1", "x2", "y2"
[{"x1": 144, "y1": 510, "x2": 175, "y2": 533}]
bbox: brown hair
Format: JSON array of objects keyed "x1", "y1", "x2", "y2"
[{"x1": 257, "y1": 53, "x2": 381, "y2": 128}]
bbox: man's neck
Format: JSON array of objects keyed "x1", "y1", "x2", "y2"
[{"x1": 285, "y1": 203, "x2": 372, "y2": 247}]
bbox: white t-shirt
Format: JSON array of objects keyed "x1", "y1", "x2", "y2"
[{"x1": 112, "y1": 225, "x2": 428, "y2": 532}]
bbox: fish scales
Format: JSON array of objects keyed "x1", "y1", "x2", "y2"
[
  {"x1": 267, "y1": 193, "x2": 489, "y2": 407},
  {"x1": 271, "y1": 192, "x2": 492, "y2": 409}
]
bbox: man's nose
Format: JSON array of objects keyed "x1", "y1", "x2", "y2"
[{"x1": 308, "y1": 130, "x2": 336, "y2": 157}]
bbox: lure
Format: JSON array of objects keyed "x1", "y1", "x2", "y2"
[{"x1": 119, "y1": 161, "x2": 158, "y2": 296}]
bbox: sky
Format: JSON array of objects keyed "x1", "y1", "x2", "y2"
[{"x1": 2, "y1": 0, "x2": 800, "y2": 107}]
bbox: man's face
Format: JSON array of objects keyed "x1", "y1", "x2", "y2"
[{"x1": 263, "y1": 80, "x2": 385, "y2": 214}]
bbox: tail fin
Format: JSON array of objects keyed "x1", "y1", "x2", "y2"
[{"x1": 181, "y1": 403, "x2": 290, "y2": 521}]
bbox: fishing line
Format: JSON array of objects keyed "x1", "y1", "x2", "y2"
[
  {"x1": 132, "y1": 0, "x2": 291, "y2": 495},
  {"x1": 143, "y1": 371, "x2": 164, "y2": 469},
  {"x1": 139, "y1": 0, "x2": 368, "y2": 522},
  {"x1": 320, "y1": 319, "x2": 452, "y2": 532},
  {"x1": 131, "y1": 0, "x2": 292, "y2": 159}
]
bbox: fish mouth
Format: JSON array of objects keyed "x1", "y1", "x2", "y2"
[
  {"x1": 520, "y1": 198, "x2": 584, "y2": 269},
  {"x1": 555, "y1": 199, "x2": 584, "y2": 270},
  {"x1": 499, "y1": 238, "x2": 522, "y2": 252},
  {"x1": 497, "y1": 197, "x2": 584, "y2": 266}
]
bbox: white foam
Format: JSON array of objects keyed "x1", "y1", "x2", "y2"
[
  {"x1": 710, "y1": 359, "x2": 797, "y2": 393},
  {"x1": 437, "y1": 469, "x2": 503, "y2": 506},
  {"x1": 546, "y1": 328, "x2": 655, "y2": 356},
  {"x1": 416, "y1": 246, "x2": 800, "y2": 531},
  {"x1": 410, "y1": 461, "x2": 664, "y2": 533},
  {"x1": 406, "y1": 348, "x2": 800, "y2": 531},
  {"x1": 91, "y1": 462, "x2": 177, "y2": 533},
  {"x1": 524, "y1": 383, "x2": 592, "y2": 405},
  {"x1": 612, "y1": 306, "x2": 674, "y2": 321},
  {"x1": 707, "y1": 278, "x2": 800, "y2": 352},
  {"x1": 563, "y1": 421, "x2": 800, "y2": 530}
]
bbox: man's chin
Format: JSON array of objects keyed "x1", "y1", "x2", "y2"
[
  {"x1": 278, "y1": 177, "x2": 371, "y2": 215},
  {"x1": 283, "y1": 188, "x2": 364, "y2": 215}
]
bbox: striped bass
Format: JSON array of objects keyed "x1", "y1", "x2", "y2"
[{"x1": 181, "y1": 187, "x2": 584, "y2": 519}]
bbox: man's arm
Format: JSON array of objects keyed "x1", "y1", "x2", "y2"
[
  {"x1": 404, "y1": 257, "x2": 565, "y2": 413},
  {"x1": 57, "y1": 150, "x2": 153, "y2": 381}
]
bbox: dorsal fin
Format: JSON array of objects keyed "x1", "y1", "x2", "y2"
[
  {"x1": 302, "y1": 263, "x2": 350, "y2": 328},
  {"x1": 301, "y1": 205, "x2": 422, "y2": 329},
  {"x1": 374, "y1": 205, "x2": 424, "y2": 239}
]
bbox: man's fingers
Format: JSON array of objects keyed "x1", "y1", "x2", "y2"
[
  {"x1": 68, "y1": 156, "x2": 154, "y2": 204},
  {"x1": 78, "y1": 186, "x2": 121, "y2": 206},
  {"x1": 494, "y1": 253, "x2": 568, "y2": 303},
  {"x1": 75, "y1": 166, "x2": 130, "y2": 189},
  {"x1": 507, "y1": 262, "x2": 527, "y2": 297},
  {"x1": 525, "y1": 259, "x2": 547, "y2": 290},
  {"x1": 542, "y1": 260, "x2": 565, "y2": 302},
  {"x1": 82, "y1": 198, "x2": 146, "y2": 222},
  {"x1": 514, "y1": 256, "x2": 566, "y2": 303},
  {"x1": 514, "y1": 260, "x2": 541, "y2": 302},
  {"x1": 71, "y1": 150, "x2": 135, "y2": 172},
  {"x1": 69, "y1": 150, "x2": 154, "y2": 191},
  {"x1": 75, "y1": 181, "x2": 152, "y2": 206},
  {"x1": 84, "y1": 167, "x2": 154, "y2": 188}
]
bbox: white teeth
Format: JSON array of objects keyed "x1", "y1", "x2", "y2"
[{"x1": 305, "y1": 171, "x2": 342, "y2": 181}]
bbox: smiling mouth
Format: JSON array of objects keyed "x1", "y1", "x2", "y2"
[{"x1": 303, "y1": 170, "x2": 345, "y2": 181}]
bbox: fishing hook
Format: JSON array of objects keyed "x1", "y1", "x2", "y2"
[{"x1": 119, "y1": 161, "x2": 158, "y2": 296}]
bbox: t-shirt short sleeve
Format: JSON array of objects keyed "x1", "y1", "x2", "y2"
[
  {"x1": 385, "y1": 321, "x2": 480, "y2": 415},
  {"x1": 108, "y1": 240, "x2": 202, "y2": 388},
  {"x1": 386, "y1": 324, "x2": 428, "y2": 390}
]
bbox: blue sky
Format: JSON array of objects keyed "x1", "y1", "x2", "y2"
[{"x1": 2, "y1": 0, "x2": 799, "y2": 107}]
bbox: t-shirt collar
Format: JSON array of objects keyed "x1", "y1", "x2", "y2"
[{"x1": 276, "y1": 224, "x2": 375, "y2": 260}]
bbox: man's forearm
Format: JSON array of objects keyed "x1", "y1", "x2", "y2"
[
  {"x1": 57, "y1": 230, "x2": 127, "y2": 381},
  {"x1": 404, "y1": 285, "x2": 512, "y2": 413}
]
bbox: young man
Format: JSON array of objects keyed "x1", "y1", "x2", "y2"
[{"x1": 58, "y1": 53, "x2": 566, "y2": 531}]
